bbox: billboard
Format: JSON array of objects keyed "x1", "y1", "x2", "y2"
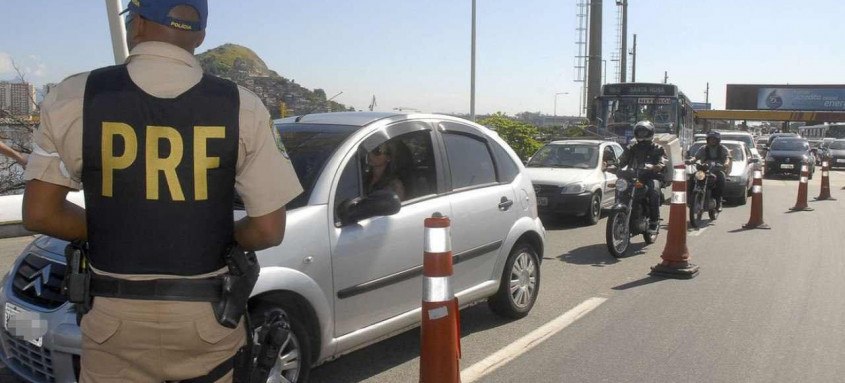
[
  {"x1": 727, "y1": 84, "x2": 845, "y2": 111},
  {"x1": 691, "y1": 102, "x2": 711, "y2": 110}
]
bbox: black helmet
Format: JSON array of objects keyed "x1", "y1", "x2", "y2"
[
  {"x1": 633, "y1": 121, "x2": 655, "y2": 142},
  {"x1": 706, "y1": 131, "x2": 721, "y2": 144}
]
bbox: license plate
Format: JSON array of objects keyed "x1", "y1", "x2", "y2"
[
  {"x1": 537, "y1": 197, "x2": 548, "y2": 206},
  {"x1": 780, "y1": 164, "x2": 794, "y2": 169},
  {"x1": 837, "y1": 159, "x2": 845, "y2": 163},
  {"x1": 4, "y1": 303, "x2": 44, "y2": 347}
]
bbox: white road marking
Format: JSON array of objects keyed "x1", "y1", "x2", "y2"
[
  {"x1": 460, "y1": 297, "x2": 608, "y2": 383},
  {"x1": 689, "y1": 227, "x2": 709, "y2": 237}
]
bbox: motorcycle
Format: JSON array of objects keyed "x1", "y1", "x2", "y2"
[
  {"x1": 605, "y1": 167, "x2": 660, "y2": 258},
  {"x1": 687, "y1": 160, "x2": 721, "y2": 228}
]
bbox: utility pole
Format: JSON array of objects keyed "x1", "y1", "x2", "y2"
[
  {"x1": 705, "y1": 82, "x2": 710, "y2": 104},
  {"x1": 586, "y1": 0, "x2": 603, "y2": 123},
  {"x1": 664, "y1": 71, "x2": 668, "y2": 84},
  {"x1": 470, "y1": 0, "x2": 477, "y2": 121},
  {"x1": 630, "y1": 34, "x2": 637, "y2": 82},
  {"x1": 617, "y1": 0, "x2": 628, "y2": 83},
  {"x1": 105, "y1": 0, "x2": 129, "y2": 64}
]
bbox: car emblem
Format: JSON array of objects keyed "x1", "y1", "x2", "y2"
[{"x1": 22, "y1": 264, "x2": 51, "y2": 297}]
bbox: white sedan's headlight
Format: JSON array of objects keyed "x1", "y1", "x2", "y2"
[
  {"x1": 560, "y1": 183, "x2": 587, "y2": 194},
  {"x1": 695, "y1": 171, "x2": 706, "y2": 181}
]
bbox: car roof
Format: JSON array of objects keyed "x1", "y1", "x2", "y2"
[{"x1": 275, "y1": 112, "x2": 402, "y2": 127}]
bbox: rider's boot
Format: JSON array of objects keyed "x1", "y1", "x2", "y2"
[{"x1": 648, "y1": 219, "x2": 660, "y2": 232}]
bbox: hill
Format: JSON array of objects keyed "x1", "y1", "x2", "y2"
[{"x1": 196, "y1": 44, "x2": 352, "y2": 117}]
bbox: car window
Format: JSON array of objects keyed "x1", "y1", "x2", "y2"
[
  {"x1": 830, "y1": 141, "x2": 845, "y2": 150},
  {"x1": 727, "y1": 145, "x2": 744, "y2": 161},
  {"x1": 770, "y1": 140, "x2": 808, "y2": 151},
  {"x1": 334, "y1": 157, "x2": 362, "y2": 222},
  {"x1": 527, "y1": 144, "x2": 599, "y2": 169},
  {"x1": 602, "y1": 145, "x2": 617, "y2": 164},
  {"x1": 442, "y1": 132, "x2": 496, "y2": 189},
  {"x1": 490, "y1": 140, "x2": 520, "y2": 183},
  {"x1": 612, "y1": 144, "x2": 624, "y2": 159},
  {"x1": 356, "y1": 129, "x2": 439, "y2": 202}
]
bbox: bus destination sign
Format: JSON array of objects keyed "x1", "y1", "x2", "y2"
[{"x1": 603, "y1": 84, "x2": 678, "y2": 97}]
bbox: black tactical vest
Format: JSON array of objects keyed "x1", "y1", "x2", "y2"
[{"x1": 82, "y1": 65, "x2": 239, "y2": 275}]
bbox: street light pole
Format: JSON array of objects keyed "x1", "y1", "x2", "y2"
[
  {"x1": 554, "y1": 92, "x2": 569, "y2": 120},
  {"x1": 470, "y1": 0, "x2": 477, "y2": 121},
  {"x1": 327, "y1": 91, "x2": 343, "y2": 112}
]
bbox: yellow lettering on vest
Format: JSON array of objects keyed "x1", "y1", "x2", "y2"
[
  {"x1": 146, "y1": 126, "x2": 185, "y2": 201},
  {"x1": 193, "y1": 126, "x2": 225, "y2": 200},
  {"x1": 101, "y1": 122, "x2": 138, "y2": 197}
]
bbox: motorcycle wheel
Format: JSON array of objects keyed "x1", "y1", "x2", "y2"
[
  {"x1": 606, "y1": 211, "x2": 630, "y2": 258},
  {"x1": 689, "y1": 193, "x2": 703, "y2": 228}
]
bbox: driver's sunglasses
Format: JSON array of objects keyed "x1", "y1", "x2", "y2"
[{"x1": 373, "y1": 145, "x2": 389, "y2": 156}]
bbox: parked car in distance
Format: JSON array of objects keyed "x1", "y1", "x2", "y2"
[
  {"x1": 764, "y1": 137, "x2": 816, "y2": 179},
  {"x1": 827, "y1": 139, "x2": 845, "y2": 169},
  {"x1": 687, "y1": 140, "x2": 756, "y2": 205},
  {"x1": 0, "y1": 112, "x2": 547, "y2": 383},
  {"x1": 526, "y1": 140, "x2": 625, "y2": 225}
]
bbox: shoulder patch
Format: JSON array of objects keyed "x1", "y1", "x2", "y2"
[{"x1": 270, "y1": 121, "x2": 289, "y2": 159}]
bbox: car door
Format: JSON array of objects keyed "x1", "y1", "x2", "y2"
[
  {"x1": 600, "y1": 144, "x2": 619, "y2": 207},
  {"x1": 330, "y1": 120, "x2": 451, "y2": 337},
  {"x1": 436, "y1": 121, "x2": 518, "y2": 294}
]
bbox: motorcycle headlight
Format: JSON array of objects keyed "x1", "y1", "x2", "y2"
[
  {"x1": 561, "y1": 183, "x2": 586, "y2": 194},
  {"x1": 615, "y1": 179, "x2": 629, "y2": 191},
  {"x1": 695, "y1": 171, "x2": 706, "y2": 181}
]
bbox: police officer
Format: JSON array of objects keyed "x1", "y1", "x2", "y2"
[
  {"x1": 21, "y1": 1, "x2": 302, "y2": 381},
  {"x1": 694, "y1": 131, "x2": 731, "y2": 211},
  {"x1": 618, "y1": 121, "x2": 667, "y2": 232}
]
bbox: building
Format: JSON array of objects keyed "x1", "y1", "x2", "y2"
[{"x1": 0, "y1": 81, "x2": 36, "y2": 117}]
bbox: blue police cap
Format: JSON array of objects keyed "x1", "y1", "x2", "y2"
[{"x1": 121, "y1": 0, "x2": 208, "y2": 32}]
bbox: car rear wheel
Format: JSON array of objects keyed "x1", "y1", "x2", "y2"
[
  {"x1": 489, "y1": 243, "x2": 540, "y2": 319},
  {"x1": 250, "y1": 301, "x2": 313, "y2": 383}
]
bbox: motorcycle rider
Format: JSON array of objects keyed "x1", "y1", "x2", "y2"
[
  {"x1": 617, "y1": 121, "x2": 666, "y2": 232},
  {"x1": 693, "y1": 131, "x2": 731, "y2": 211}
]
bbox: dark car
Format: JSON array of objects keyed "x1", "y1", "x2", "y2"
[
  {"x1": 827, "y1": 139, "x2": 845, "y2": 169},
  {"x1": 766, "y1": 132, "x2": 799, "y2": 149},
  {"x1": 764, "y1": 138, "x2": 815, "y2": 179}
]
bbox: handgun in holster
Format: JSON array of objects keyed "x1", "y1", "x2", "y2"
[
  {"x1": 213, "y1": 245, "x2": 260, "y2": 329},
  {"x1": 249, "y1": 309, "x2": 291, "y2": 383},
  {"x1": 61, "y1": 241, "x2": 92, "y2": 322}
]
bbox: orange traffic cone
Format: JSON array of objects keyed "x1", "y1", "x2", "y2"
[
  {"x1": 790, "y1": 162, "x2": 814, "y2": 211},
  {"x1": 815, "y1": 160, "x2": 834, "y2": 201},
  {"x1": 420, "y1": 215, "x2": 461, "y2": 383},
  {"x1": 743, "y1": 165, "x2": 770, "y2": 229},
  {"x1": 651, "y1": 164, "x2": 700, "y2": 279}
]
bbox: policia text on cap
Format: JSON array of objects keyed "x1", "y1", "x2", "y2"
[{"x1": 21, "y1": 1, "x2": 303, "y2": 382}]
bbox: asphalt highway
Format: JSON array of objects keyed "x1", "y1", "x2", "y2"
[{"x1": 1, "y1": 170, "x2": 843, "y2": 383}]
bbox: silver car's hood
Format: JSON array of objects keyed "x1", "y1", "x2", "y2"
[{"x1": 526, "y1": 167, "x2": 594, "y2": 186}]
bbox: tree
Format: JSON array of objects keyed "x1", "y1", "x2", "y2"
[
  {"x1": 0, "y1": 58, "x2": 35, "y2": 195},
  {"x1": 479, "y1": 112, "x2": 542, "y2": 160}
]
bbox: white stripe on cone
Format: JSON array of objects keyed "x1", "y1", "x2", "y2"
[
  {"x1": 823, "y1": 171, "x2": 829, "y2": 177},
  {"x1": 671, "y1": 191, "x2": 686, "y2": 204},
  {"x1": 801, "y1": 176, "x2": 808, "y2": 183},
  {"x1": 752, "y1": 185, "x2": 762, "y2": 194},
  {"x1": 424, "y1": 227, "x2": 451, "y2": 253},
  {"x1": 823, "y1": 161, "x2": 829, "y2": 167},
  {"x1": 673, "y1": 168, "x2": 686, "y2": 182},
  {"x1": 802, "y1": 165, "x2": 809, "y2": 173},
  {"x1": 754, "y1": 170, "x2": 763, "y2": 179},
  {"x1": 423, "y1": 276, "x2": 452, "y2": 302}
]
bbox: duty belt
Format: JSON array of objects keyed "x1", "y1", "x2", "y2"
[{"x1": 89, "y1": 274, "x2": 223, "y2": 302}]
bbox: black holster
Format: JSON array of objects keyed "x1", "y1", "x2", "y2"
[
  {"x1": 232, "y1": 310, "x2": 290, "y2": 383},
  {"x1": 212, "y1": 245, "x2": 259, "y2": 329},
  {"x1": 61, "y1": 241, "x2": 92, "y2": 323}
]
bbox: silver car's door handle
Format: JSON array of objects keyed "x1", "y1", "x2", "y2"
[{"x1": 498, "y1": 197, "x2": 514, "y2": 211}]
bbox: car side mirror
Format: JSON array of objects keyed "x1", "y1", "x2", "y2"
[{"x1": 337, "y1": 189, "x2": 401, "y2": 226}]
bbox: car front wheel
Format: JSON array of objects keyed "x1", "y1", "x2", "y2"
[
  {"x1": 488, "y1": 243, "x2": 540, "y2": 319},
  {"x1": 250, "y1": 301, "x2": 313, "y2": 383}
]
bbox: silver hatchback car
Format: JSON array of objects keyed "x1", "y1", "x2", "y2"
[{"x1": 0, "y1": 112, "x2": 545, "y2": 382}]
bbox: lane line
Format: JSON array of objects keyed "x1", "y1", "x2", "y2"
[{"x1": 460, "y1": 297, "x2": 608, "y2": 383}]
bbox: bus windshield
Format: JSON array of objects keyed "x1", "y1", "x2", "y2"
[{"x1": 599, "y1": 98, "x2": 677, "y2": 133}]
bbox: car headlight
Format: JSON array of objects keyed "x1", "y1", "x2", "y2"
[
  {"x1": 561, "y1": 183, "x2": 586, "y2": 194},
  {"x1": 695, "y1": 171, "x2": 706, "y2": 181},
  {"x1": 615, "y1": 179, "x2": 629, "y2": 191}
]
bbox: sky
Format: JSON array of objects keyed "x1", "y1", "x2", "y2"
[{"x1": 1, "y1": 1, "x2": 843, "y2": 117}]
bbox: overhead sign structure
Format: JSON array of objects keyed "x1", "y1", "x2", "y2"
[
  {"x1": 727, "y1": 84, "x2": 845, "y2": 112},
  {"x1": 691, "y1": 102, "x2": 711, "y2": 110}
]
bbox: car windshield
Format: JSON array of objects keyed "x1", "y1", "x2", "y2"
[
  {"x1": 600, "y1": 98, "x2": 677, "y2": 133},
  {"x1": 528, "y1": 144, "x2": 599, "y2": 169},
  {"x1": 725, "y1": 144, "x2": 745, "y2": 161},
  {"x1": 275, "y1": 123, "x2": 359, "y2": 209},
  {"x1": 721, "y1": 134, "x2": 753, "y2": 148},
  {"x1": 770, "y1": 139, "x2": 808, "y2": 151},
  {"x1": 830, "y1": 141, "x2": 845, "y2": 150}
]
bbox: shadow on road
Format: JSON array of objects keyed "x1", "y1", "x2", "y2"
[
  {"x1": 309, "y1": 303, "x2": 512, "y2": 383},
  {"x1": 611, "y1": 275, "x2": 666, "y2": 291},
  {"x1": 540, "y1": 215, "x2": 592, "y2": 231},
  {"x1": 557, "y1": 242, "x2": 649, "y2": 267}
]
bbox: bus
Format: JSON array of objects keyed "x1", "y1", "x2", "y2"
[
  {"x1": 798, "y1": 123, "x2": 845, "y2": 140},
  {"x1": 594, "y1": 83, "x2": 696, "y2": 151}
]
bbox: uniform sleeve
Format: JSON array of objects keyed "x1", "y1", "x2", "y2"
[
  {"x1": 22, "y1": 89, "x2": 82, "y2": 190},
  {"x1": 235, "y1": 90, "x2": 303, "y2": 217}
]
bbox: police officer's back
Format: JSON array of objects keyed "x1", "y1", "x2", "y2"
[
  {"x1": 21, "y1": 1, "x2": 302, "y2": 381},
  {"x1": 618, "y1": 121, "x2": 666, "y2": 230}
]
